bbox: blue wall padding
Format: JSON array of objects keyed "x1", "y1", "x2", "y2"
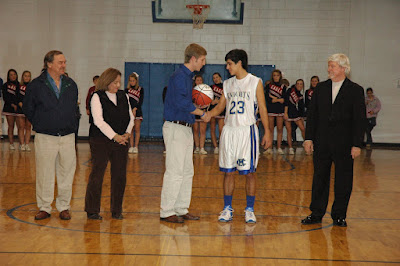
[{"x1": 125, "y1": 62, "x2": 275, "y2": 138}]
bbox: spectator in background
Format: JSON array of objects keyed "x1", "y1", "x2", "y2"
[
  {"x1": 85, "y1": 75, "x2": 99, "y2": 116},
  {"x1": 209, "y1": 72, "x2": 224, "y2": 155},
  {"x1": 264, "y1": 69, "x2": 287, "y2": 155},
  {"x1": 24, "y1": 50, "x2": 78, "y2": 221},
  {"x1": 284, "y1": 79, "x2": 306, "y2": 155},
  {"x1": 192, "y1": 75, "x2": 208, "y2": 155},
  {"x1": 2, "y1": 69, "x2": 23, "y2": 150},
  {"x1": 18, "y1": 70, "x2": 32, "y2": 151},
  {"x1": 304, "y1": 76, "x2": 320, "y2": 119},
  {"x1": 125, "y1": 72, "x2": 144, "y2": 154},
  {"x1": 365, "y1": 87, "x2": 381, "y2": 149}
]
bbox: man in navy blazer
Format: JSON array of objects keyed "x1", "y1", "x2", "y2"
[{"x1": 301, "y1": 53, "x2": 366, "y2": 227}]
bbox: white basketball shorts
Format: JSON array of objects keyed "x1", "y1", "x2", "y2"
[{"x1": 219, "y1": 124, "x2": 259, "y2": 175}]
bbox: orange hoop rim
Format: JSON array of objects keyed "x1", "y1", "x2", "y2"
[{"x1": 186, "y1": 4, "x2": 210, "y2": 15}]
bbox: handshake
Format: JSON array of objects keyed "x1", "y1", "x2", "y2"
[{"x1": 201, "y1": 111, "x2": 212, "y2": 123}]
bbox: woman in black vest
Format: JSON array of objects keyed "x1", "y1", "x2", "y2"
[{"x1": 85, "y1": 68, "x2": 134, "y2": 220}]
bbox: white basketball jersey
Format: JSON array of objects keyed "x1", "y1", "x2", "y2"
[{"x1": 223, "y1": 73, "x2": 261, "y2": 127}]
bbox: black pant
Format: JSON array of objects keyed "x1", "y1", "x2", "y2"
[
  {"x1": 85, "y1": 136, "x2": 129, "y2": 214},
  {"x1": 310, "y1": 150, "x2": 353, "y2": 219},
  {"x1": 365, "y1": 117, "x2": 376, "y2": 144}
]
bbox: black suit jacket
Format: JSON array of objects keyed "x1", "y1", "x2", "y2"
[{"x1": 305, "y1": 78, "x2": 366, "y2": 155}]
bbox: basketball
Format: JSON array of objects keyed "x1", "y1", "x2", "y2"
[{"x1": 192, "y1": 83, "x2": 214, "y2": 106}]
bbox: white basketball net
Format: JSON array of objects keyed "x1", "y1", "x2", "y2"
[{"x1": 186, "y1": 5, "x2": 210, "y2": 29}]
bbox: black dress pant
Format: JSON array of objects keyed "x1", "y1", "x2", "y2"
[
  {"x1": 85, "y1": 136, "x2": 129, "y2": 214},
  {"x1": 310, "y1": 149, "x2": 354, "y2": 219}
]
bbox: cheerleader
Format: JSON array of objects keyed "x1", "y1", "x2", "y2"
[
  {"x1": 17, "y1": 71, "x2": 32, "y2": 151},
  {"x1": 209, "y1": 72, "x2": 224, "y2": 154},
  {"x1": 304, "y1": 76, "x2": 319, "y2": 119},
  {"x1": 264, "y1": 69, "x2": 286, "y2": 155},
  {"x1": 2, "y1": 69, "x2": 24, "y2": 150},
  {"x1": 125, "y1": 72, "x2": 143, "y2": 154},
  {"x1": 284, "y1": 79, "x2": 306, "y2": 155},
  {"x1": 193, "y1": 75, "x2": 208, "y2": 154}
]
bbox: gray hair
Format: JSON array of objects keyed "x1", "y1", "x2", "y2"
[{"x1": 328, "y1": 53, "x2": 350, "y2": 75}]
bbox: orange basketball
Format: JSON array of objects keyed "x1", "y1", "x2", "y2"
[{"x1": 192, "y1": 84, "x2": 213, "y2": 106}]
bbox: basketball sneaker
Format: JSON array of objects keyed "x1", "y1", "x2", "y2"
[
  {"x1": 193, "y1": 147, "x2": 200, "y2": 154},
  {"x1": 244, "y1": 207, "x2": 256, "y2": 223},
  {"x1": 214, "y1": 147, "x2": 219, "y2": 154},
  {"x1": 132, "y1": 147, "x2": 138, "y2": 154},
  {"x1": 218, "y1": 205, "x2": 234, "y2": 222},
  {"x1": 277, "y1": 148, "x2": 284, "y2": 155},
  {"x1": 199, "y1": 148, "x2": 207, "y2": 155},
  {"x1": 25, "y1": 144, "x2": 31, "y2": 152},
  {"x1": 289, "y1": 148, "x2": 295, "y2": 155},
  {"x1": 128, "y1": 147, "x2": 134, "y2": 153},
  {"x1": 20, "y1": 144, "x2": 26, "y2": 151}
]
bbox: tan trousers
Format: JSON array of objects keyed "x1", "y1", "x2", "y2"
[
  {"x1": 160, "y1": 122, "x2": 194, "y2": 218},
  {"x1": 35, "y1": 133, "x2": 76, "y2": 213}
]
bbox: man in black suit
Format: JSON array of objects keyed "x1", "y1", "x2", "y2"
[{"x1": 301, "y1": 53, "x2": 366, "y2": 227}]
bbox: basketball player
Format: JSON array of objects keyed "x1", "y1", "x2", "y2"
[{"x1": 203, "y1": 49, "x2": 272, "y2": 223}]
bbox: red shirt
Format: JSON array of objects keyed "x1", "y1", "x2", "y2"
[{"x1": 85, "y1": 86, "x2": 96, "y2": 111}]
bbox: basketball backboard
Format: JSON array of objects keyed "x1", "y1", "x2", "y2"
[{"x1": 152, "y1": 0, "x2": 244, "y2": 24}]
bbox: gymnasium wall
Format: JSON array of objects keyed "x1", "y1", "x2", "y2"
[{"x1": 0, "y1": 0, "x2": 399, "y2": 142}]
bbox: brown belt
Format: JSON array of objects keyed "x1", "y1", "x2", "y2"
[{"x1": 169, "y1": 121, "x2": 193, "y2": 127}]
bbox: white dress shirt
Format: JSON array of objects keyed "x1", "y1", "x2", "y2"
[
  {"x1": 332, "y1": 79, "x2": 344, "y2": 103},
  {"x1": 91, "y1": 91, "x2": 134, "y2": 140}
]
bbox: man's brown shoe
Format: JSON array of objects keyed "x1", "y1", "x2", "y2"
[
  {"x1": 35, "y1": 211, "x2": 51, "y2": 220},
  {"x1": 181, "y1": 213, "x2": 200, "y2": 220},
  {"x1": 59, "y1": 210, "x2": 71, "y2": 220},
  {"x1": 160, "y1": 215, "x2": 184, "y2": 223}
]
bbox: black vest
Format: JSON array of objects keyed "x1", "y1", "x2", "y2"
[{"x1": 89, "y1": 90, "x2": 130, "y2": 138}]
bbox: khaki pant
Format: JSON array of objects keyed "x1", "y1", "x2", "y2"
[
  {"x1": 35, "y1": 133, "x2": 76, "y2": 213},
  {"x1": 160, "y1": 122, "x2": 194, "y2": 218}
]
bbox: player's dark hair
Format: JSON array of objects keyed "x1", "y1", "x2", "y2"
[
  {"x1": 366, "y1": 87, "x2": 373, "y2": 93},
  {"x1": 225, "y1": 49, "x2": 248, "y2": 71}
]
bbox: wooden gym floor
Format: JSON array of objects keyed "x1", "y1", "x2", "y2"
[{"x1": 0, "y1": 140, "x2": 399, "y2": 265}]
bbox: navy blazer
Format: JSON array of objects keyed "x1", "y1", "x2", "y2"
[{"x1": 305, "y1": 78, "x2": 366, "y2": 155}]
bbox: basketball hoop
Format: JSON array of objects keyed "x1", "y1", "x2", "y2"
[{"x1": 186, "y1": 4, "x2": 210, "y2": 29}]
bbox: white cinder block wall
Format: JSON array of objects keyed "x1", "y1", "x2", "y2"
[{"x1": 0, "y1": 0, "x2": 399, "y2": 143}]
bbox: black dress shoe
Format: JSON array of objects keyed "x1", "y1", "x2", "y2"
[
  {"x1": 87, "y1": 213, "x2": 103, "y2": 220},
  {"x1": 333, "y1": 218, "x2": 347, "y2": 227},
  {"x1": 301, "y1": 215, "x2": 322, "y2": 225},
  {"x1": 112, "y1": 213, "x2": 124, "y2": 220}
]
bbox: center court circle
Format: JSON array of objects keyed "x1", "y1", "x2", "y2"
[{"x1": 7, "y1": 196, "x2": 332, "y2": 237}]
